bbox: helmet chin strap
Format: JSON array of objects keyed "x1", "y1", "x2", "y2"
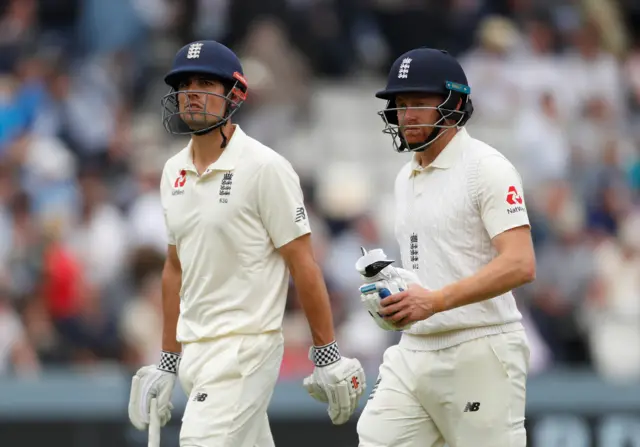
[
  {"x1": 192, "y1": 123, "x2": 229, "y2": 148},
  {"x1": 190, "y1": 100, "x2": 232, "y2": 147}
]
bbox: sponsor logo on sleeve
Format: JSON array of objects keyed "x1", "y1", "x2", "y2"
[{"x1": 506, "y1": 185, "x2": 525, "y2": 214}]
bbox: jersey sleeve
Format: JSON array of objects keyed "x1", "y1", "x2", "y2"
[
  {"x1": 475, "y1": 155, "x2": 530, "y2": 239},
  {"x1": 257, "y1": 156, "x2": 311, "y2": 249},
  {"x1": 160, "y1": 165, "x2": 177, "y2": 246}
]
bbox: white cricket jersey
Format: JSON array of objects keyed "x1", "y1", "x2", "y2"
[
  {"x1": 395, "y1": 128, "x2": 529, "y2": 350},
  {"x1": 160, "y1": 125, "x2": 311, "y2": 343}
]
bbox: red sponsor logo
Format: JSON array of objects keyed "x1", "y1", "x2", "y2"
[
  {"x1": 506, "y1": 185, "x2": 523, "y2": 205},
  {"x1": 174, "y1": 170, "x2": 187, "y2": 188}
]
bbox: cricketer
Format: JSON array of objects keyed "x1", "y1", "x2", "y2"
[
  {"x1": 353, "y1": 48, "x2": 536, "y2": 447},
  {"x1": 126, "y1": 40, "x2": 366, "y2": 447}
]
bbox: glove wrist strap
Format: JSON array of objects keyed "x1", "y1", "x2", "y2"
[
  {"x1": 311, "y1": 341, "x2": 341, "y2": 367},
  {"x1": 158, "y1": 350, "x2": 180, "y2": 374}
]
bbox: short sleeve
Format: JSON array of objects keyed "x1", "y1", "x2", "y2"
[
  {"x1": 475, "y1": 155, "x2": 530, "y2": 239},
  {"x1": 160, "y1": 165, "x2": 177, "y2": 246},
  {"x1": 257, "y1": 157, "x2": 311, "y2": 248}
]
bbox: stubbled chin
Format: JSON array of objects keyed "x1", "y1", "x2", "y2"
[
  {"x1": 403, "y1": 134, "x2": 424, "y2": 144},
  {"x1": 184, "y1": 119, "x2": 217, "y2": 129}
]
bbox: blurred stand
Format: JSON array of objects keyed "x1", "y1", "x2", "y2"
[{"x1": 0, "y1": 0, "x2": 640, "y2": 445}]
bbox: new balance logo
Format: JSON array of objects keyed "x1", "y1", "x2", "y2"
[
  {"x1": 398, "y1": 58, "x2": 412, "y2": 79},
  {"x1": 464, "y1": 402, "x2": 480, "y2": 412},
  {"x1": 187, "y1": 43, "x2": 203, "y2": 59},
  {"x1": 295, "y1": 207, "x2": 306, "y2": 223},
  {"x1": 219, "y1": 173, "x2": 233, "y2": 202},
  {"x1": 193, "y1": 392, "x2": 208, "y2": 402}
]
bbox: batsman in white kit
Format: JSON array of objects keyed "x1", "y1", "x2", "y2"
[
  {"x1": 353, "y1": 48, "x2": 537, "y2": 446},
  {"x1": 126, "y1": 40, "x2": 366, "y2": 447}
]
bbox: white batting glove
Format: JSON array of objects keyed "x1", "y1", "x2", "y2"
[
  {"x1": 356, "y1": 248, "x2": 422, "y2": 331},
  {"x1": 128, "y1": 351, "x2": 179, "y2": 431},
  {"x1": 302, "y1": 341, "x2": 366, "y2": 425}
]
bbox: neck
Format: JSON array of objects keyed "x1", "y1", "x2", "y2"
[
  {"x1": 191, "y1": 122, "x2": 235, "y2": 169},
  {"x1": 415, "y1": 127, "x2": 459, "y2": 167}
]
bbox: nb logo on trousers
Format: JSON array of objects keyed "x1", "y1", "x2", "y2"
[
  {"x1": 464, "y1": 402, "x2": 480, "y2": 412},
  {"x1": 193, "y1": 392, "x2": 208, "y2": 402}
]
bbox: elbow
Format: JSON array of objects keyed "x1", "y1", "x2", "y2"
[{"x1": 517, "y1": 256, "x2": 536, "y2": 285}]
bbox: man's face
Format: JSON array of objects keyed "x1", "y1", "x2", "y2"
[
  {"x1": 394, "y1": 94, "x2": 443, "y2": 145},
  {"x1": 176, "y1": 76, "x2": 228, "y2": 129}
]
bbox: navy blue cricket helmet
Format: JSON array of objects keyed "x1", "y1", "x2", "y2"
[
  {"x1": 376, "y1": 48, "x2": 474, "y2": 153},
  {"x1": 161, "y1": 40, "x2": 248, "y2": 140}
]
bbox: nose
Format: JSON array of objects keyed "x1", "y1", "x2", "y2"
[
  {"x1": 187, "y1": 87, "x2": 201, "y2": 99},
  {"x1": 182, "y1": 87, "x2": 203, "y2": 107},
  {"x1": 399, "y1": 107, "x2": 419, "y2": 125}
]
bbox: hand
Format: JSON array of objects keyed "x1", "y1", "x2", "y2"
[
  {"x1": 128, "y1": 351, "x2": 180, "y2": 431},
  {"x1": 360, "y1": 279, "x2": 410, "y2": 331},
  {"x1": 302, "y1": 342, "x2": 366, "y2": 425},
  {"x1": 378, "y1": 284, "x2": 445, "y2": 328},
  {"x1": 359, "y1": 267, "x2": 423, "y2": 332}
]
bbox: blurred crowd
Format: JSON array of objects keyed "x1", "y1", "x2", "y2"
[{"x1": 1, "y1": 0, "x2": 639, "y2": 384}]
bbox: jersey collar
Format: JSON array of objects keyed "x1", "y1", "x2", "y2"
[
  {"x1": 410, "y1": 127, "x2": 468, "y2": 177},
  {"x1": 179, "y1": 124, "x2": 246, "y2": 173}
]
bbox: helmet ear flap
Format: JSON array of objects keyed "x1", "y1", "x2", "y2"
[
  {"x1": 437, "y1": 92, "x2": 474, "y2": 126},
  {"x1": 383, "y1": 99, "x2": 398, "y2": 125},
  {"x1": 440, "y1": 91, "x2": 461, "y2": 111},
  {"x1": 460, "y1": 96, "x2": 474, "y2": 126}
]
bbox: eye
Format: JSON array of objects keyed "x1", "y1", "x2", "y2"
[{"x1": 203, "y1": 80, "x2": 216, "y2": 86}]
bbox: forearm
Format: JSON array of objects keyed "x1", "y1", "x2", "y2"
[
  {"x1": 440, "y1": 253, "x2": 535, "y2": 312},
  {"x1": 290, "y1": 260, "x2": 336, "y2": 346},
  {"x1": 161, "y1": 263, "x2": 182, "y2": 353}
]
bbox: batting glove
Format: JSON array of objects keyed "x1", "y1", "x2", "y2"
[
  {"x1": 128, "y1": 351, "x2": 179, "y2": 431},
  {"x1": 302, "y1": 341, "x2": 366, "y2": 425},
  {"x1": 356, "y1": 248, "x2": 422, "y2": 331}
]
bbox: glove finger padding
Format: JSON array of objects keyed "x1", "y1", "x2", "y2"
[
  {"x1": 360, "y1": 280, "x2": 407, "y2": 331},
  {"x1": 156, "y1": 401, "x2": 173, "y2": 427},
  {"x1": 325, "y1": 368, "x2": 367, "y2": 425},
  {"x1": 128, "y1": 375, "x2": 147, "y2": 431},
  {"x1": 155, "y1": 378, "x2": 175, "y2": 427},
  {"x1": 128, "y1": 364, "x2": 177, "y2": 431},
  {"x1": 325, "y1": 360, "x2": 366, "y2": 425},
  {"x1": 303, "y1": 374, "x2": 329, "y2": 403},
  {"x1": 361, "y1": 294, "x2": 398, "y2": 331},
  {"x1": 325, "y1": 380, "x2": 353, "y2": 425}
]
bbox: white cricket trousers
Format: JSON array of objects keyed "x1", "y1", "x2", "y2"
[
  {"x1": 177, "y1": 331, "x2": 284, "y2": 447},
  {"x1": 357, "y1": 329, "x2": 530, "y2": 447}
]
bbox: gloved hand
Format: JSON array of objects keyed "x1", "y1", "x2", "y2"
[
  {"x1": 128, "y1": 351, "x2": 180, "y2": 431},
  {"x1": 302, "y1": 341, "x2": 366, "y2": 425},
  {"x1": 356, "y1": 247, "x2": 422, "y2": 331}
]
